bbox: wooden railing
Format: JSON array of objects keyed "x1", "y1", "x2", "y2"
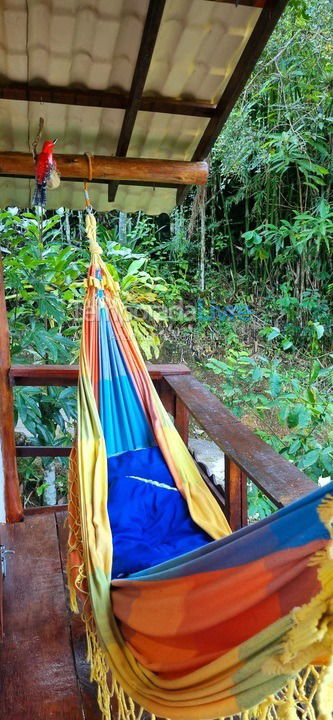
[{"x1": 10, "y1": 363, "x2": 315, "y2": 530}]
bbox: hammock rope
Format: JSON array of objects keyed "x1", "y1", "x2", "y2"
[{"x1": 67, "y1": 210, "x2": 333, "y2": 720}]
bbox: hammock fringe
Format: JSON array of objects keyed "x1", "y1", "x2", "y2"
[{"x1": 67, "y1": 435, "x2": 333, "y2": 720}]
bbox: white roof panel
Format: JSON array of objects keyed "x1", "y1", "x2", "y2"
[{"x1": 0, "y1": 0, "x2": 265, "y2": 213}]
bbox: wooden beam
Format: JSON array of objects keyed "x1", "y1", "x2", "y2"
[
  {"x1": 0, "y1": 557, "x2": 3, "y2": 641},
  {"x1": 0, "y1": 83, "x2": 216, "y2": 118},
  {"x1": 109, "y1": 0, "x2": 166, "y2": 203},
  {"x1": 165, "y1": 374, "x2": 314, "y2": 508},
  {"x1": 204, "y1": 0, "x2": 266, "y2": 6},
  {"x1": 177, "y1": 0, "x2": 289, "y2": 204},
  {"x1": 0, "y1": 255, "x2": 23, "y2": 523},
  {"x1": 115, "y1": 180, "x2": 180, "y2": 189},
  {"x1": 24, "y1": 504, "x2": 68, "y2": 515},
  {"x1": 0, "y1": 152, "x2": 208, "y2": 187},
  {"x1": 9, "y1": 363, "x2": 191, "y2": 386},
  {"x1": 16, "y1": 446, "x2": 71, "y2": 457},
  {"x1": 225, "y1": 457, "x2": 247, "y2": 530},
  {"x1": 174, "y1": 396, "x2": 190, "y2": 447}
]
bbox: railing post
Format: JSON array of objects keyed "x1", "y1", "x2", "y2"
[
  {"x1": 0, "y1": 255, "x2": 23, "y2": 523},
  {"x1": 225, "y1": 456, "x2": 247, "y2": 530},
  {"x1": 174, "y1": 396, "x2": 189, "y2": 447},
  {"x1": 156, "y1": 378, "x2": 175, "y2": 417},
  {"x1": 157, "y1": 377, "x2": 189, "y2": 446}
]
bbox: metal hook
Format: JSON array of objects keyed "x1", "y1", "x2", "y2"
[{"x1": 1, "y1": 546, "x2": 15, "y2": 577}]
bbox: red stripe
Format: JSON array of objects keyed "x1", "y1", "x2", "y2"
[{"x1": 112, "y1": 540, "x2": 324, "y2": 676}]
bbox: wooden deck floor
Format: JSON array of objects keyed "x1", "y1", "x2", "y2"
[{"x1": 0, "y1": 511, "x2": 100, "y2": 720}]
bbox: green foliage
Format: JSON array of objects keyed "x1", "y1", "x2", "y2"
[
  {"x1": 1, "y1": 210, "x2": 83, "y2": 363},
  {"x1": 247, "y1": 483, "x2": 276, "y2": 522},
  {"x1": 1, "y1": 0, "x2": 332, "y2": 515},
  {"x1": 205, "y1": 0, "x2": 333, "y2": 309},
  {"x1": 1, "y1": 208, "x2": 169, "y2": 505},
  {"x1": 206, "y1": 351, "x2": 333, "y2": 486}
]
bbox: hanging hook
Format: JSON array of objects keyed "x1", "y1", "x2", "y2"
[
  {"x1": 82, "y1": 154, "x2": 92, "y2": 208},
  {"x1": 83, "y1": 153, "x2": 94, "y2": 213},
  {"x1": 83, "y1": 180, "x2": 93, "y2": 213},
  {"x1": 32, "y1": 116, "x2": 45, "y2": 161}
]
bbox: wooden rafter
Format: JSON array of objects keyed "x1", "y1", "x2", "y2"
[
  {"x1": 204, "y1": 0, "x2": 266, "y2": 6},
  {"x1": 0, "y1": 152, "x2": 208, "y2": 186},
  {"x1": 0, "y1": 83, "x2": 216, "y2": 118},
  {"x1": 108, "y1": 0, "x2": 166, "y2": 203},
  {"x1": 177, "y1": 0, "x2": 289, "y2": 205}
]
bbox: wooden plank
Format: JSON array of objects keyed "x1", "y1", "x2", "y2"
[
  {"x1": 115, "y1": 180, "x2": 181, "y2": 189},
  {"x1": 0, "y1": 558, "x2": 3, "y2": 642},
  {"x1": 0, "y1": 83, "x2": 216, "y2": 117},
  {"x1": 165, "y1": 374, "x2": 315, "y2": 507},
  {"x1": 177, "y1": 0, "x2": 289, "y2": 204},
  {"x1": 156, "y1": 377, "x2": 176, "y2": 417},
  {"x1": 0, "y1": 256, "x2": 23, "y2": 523},
  {"x1": 0, "y1": 514, "x2": 84, "y2": 719},
  {"x1": 10, "y1": 364, "x2": 80, "y2": 386},
  {"x1": 108, "y1": 0, "x2": 166, "y2": 202},
  {"x1": 0, "y1": 152, "x2": 208, "y2": 187},
  {"x1": 10, "y1": 363, "x2": 191, "y2": 386},
  {"x1": 204, "y1": 0, "x2": 266, "y2": 6},
  {"x1": 25, "y1": 504, "x2": 68, "y2": 515},
  {"x1": 175, "y1": 396, "x2": 190, "y2": 446},
  {"x1": 16, "y1": 445, "x2": 71, "y2": 457},
  {"x1": 56, "y1": 512, "x2": 101, "y2": 720},
  {"x1": 225, "y1": 457, "x2": 247, "y2": 530},
  {"x1": 140, "y1": 96, "x2": 215, "y2": 118}
]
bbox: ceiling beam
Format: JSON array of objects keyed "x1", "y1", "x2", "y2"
[
  {"x1": 116, "y1": 180, "x2": 180, "y2": 189},
  {"x1": 177, "y1": 0, "x2": 289, "y2": 205},
  {"x1": 0, "y1": 83, "x2": 215, "y2": 118},
  {"x1": 203, "y1": 0, "x2": 266, "y2": 6},
  {"x1": 0, "y1": 152, "x2": 208, "y2": 187},
  {"x1": 108, "y1": 0, "x2": 166, "y2": 203}
]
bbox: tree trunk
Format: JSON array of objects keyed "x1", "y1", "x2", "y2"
[
  {"x1": 43, "y1": 462, "x2": 57, "y2": 506},
  {"x1": 64, "y1": 210, "x2": 71, "y2": 244},
  {"x1": 118, "y1": 212, "x2": 127, "y2": 244},
  {"x1": 200, "y1": 187, "x2": 206, "y2": 292}
]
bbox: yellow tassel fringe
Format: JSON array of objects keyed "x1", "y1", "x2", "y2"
[{"x1": 67, "y1": 431, "x2": 333, "y2": 720}]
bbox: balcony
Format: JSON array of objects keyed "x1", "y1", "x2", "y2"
[
  {"x1": 0, "y1": 361, "x2": 316, "y2": 718},
  {"x1": 8, "y1": 362, "x2": 315, "y2": 528}
]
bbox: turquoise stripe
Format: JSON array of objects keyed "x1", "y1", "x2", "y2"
[{"x1": 98, "y1": 304, "x2": 154, "y2": 456}]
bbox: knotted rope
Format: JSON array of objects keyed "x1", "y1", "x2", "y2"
[{"x1": 83, "y1": 167, "x2": 103, "y2": 258}]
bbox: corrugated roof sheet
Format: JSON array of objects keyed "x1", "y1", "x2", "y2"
[{"x1": 0, "y1": 0, "x2": 262, "y2": 213}]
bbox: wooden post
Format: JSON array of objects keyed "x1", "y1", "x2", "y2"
[
  {"x1": 175, "y1": 396, "x2": 190, "y2": 447},
  {"x1": 0, "y1": 255, "x2": 23, "y2": 522},
  {"x1": 153, "y1": 378, "x2": 189, "y2": 446},
  {"x1": 155, "y1": 378, "x2": 175, "y2": 417},
  {"x1": 0, "y1": 553, "x2": 3, "y2": 640},
  {"x1": 224, "y1": 456, "x2": 247, "y2": 530}
]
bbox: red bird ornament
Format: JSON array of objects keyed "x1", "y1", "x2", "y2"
[{"x1": 33, "y1": 139, "x2": 60, "y2": 207}]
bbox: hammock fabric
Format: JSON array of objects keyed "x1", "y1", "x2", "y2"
[{"x1": 68, "y1": 213, "x2": 333, "y2": 720}]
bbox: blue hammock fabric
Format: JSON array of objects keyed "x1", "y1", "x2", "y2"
[
  {"x1": 107, "y1": 446, "x2": 212, "y2": 578},
  {"x1": 99, "y1": 293, "x2": 213, "y2": 578}
]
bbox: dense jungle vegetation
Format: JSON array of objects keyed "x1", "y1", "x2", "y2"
[{"x1": 1, "y1": 0, "x2": 332, "y2": 513}]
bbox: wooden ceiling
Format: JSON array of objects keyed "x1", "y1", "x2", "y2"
[{"x1": 0, "y1": 0, "x2": 289, "y2": 213}]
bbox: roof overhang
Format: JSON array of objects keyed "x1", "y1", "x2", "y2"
[{"x1": 0, "y1": 0, "x2": 289, "y2": 214}]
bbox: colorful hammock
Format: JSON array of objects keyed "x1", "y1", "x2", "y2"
[{"x1": 68, "y1": 212, "x2": 333, "y2": 720}]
